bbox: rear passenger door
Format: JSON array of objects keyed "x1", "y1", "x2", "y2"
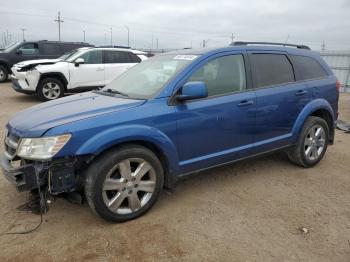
[
  {"x1": 103, "y1": 51, "x2": 138, "y2": 85},
  {"x1": 38, "y1": 42, "x2": 61, "y2": 59},
  {"x1": 249, "y1": 52, "x2": 311, "y2": 153}
]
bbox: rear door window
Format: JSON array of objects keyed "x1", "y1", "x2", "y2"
[
  {"x1": 290, "y1": 55, "x2": 327, "y2": 80},
  {"x1": 40, "y1": 43, "x2": 61, "y2": 55},
  {"x1": 251, "y1": 54, "x2": 295, "y2": 88},
  {"x1": 105, "y1": 51, "x2": 132, "y2": 63}
]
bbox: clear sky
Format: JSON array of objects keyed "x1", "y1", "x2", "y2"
[{"x1": 1, "y1": 0, "x2": 349, "y2": 50}]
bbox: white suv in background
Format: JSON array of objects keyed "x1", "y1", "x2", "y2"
[{"x1": 10, "y1": 47, "x2": 148, "y2": 100}]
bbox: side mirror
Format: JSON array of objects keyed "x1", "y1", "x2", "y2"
[
  {"x1": 74, "y1": 58, "x2": 85, "y2": 67},
  {"x1": 15, "y1": 50, "x2": 22, "y2": 55},
  {"x1": 176, "y1": 81, "x2": 208, "y2": 101}
]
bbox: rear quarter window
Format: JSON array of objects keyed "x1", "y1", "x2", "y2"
[
  {"x1": 290, "y1": 55, "x2": 327, "y2": 80},
  {"x1": 251, "y1": 53, "x2": 295, "y2": 88}
]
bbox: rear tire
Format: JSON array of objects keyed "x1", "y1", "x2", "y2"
[
  {"x1": 0, "y1": 65, "x2": 8, "y2": 83},
  {"x1": 84, "y1": 145, "x2": 164, "y2": 222},
  {"x1": 37, "y1": 77, "x2": 64, "y2": 101},
  {"x1": 288, "y1": 116, "x2": 329, "y2": 167}
]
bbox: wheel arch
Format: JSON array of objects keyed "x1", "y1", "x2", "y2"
[
  {"x1": 75, "y1": 125, "x2": 180, "y2": 190},
  {"x1": 0, "y1": 60, "x2": 10, "y2": 73},
  {"x1": 38, "y1": 72, "x2": 68, "y2": 91},
  {"x1": 310, "y1": 108, "x2": 334, "y2": 144},
  {"x1": 292, "y1": 99, "x2": 335, "y2": 144}
]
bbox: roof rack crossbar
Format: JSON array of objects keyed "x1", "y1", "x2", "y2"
[{"x1": 231, "y1": 41, "x2": 311, "y2": 50}]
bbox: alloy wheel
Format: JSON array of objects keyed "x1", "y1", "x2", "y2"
[
  {"x1": 304, "y1": 124, "x2": 326, "y2": 161},
  {"x1": 42, "y1": 82, "x2": 61, "y2": 99},
  {"x1": 102, "y1": 158, "x2": 157, "y2": 215}
]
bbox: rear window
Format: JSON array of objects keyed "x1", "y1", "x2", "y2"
[
  {"x1": 251, "y1": 54, "x2": 295, "y2": 88},
  {"x1": 291, "y1": 55, "x2": 327, "y2": 80}
]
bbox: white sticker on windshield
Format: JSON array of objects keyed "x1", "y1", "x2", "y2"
[{"x1": 173, "y1": 55, "x2": 198, "y2": 60}]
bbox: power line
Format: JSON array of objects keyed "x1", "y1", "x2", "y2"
[{"x1": 0, "y1": 10, "x2": 230, "y2": 39}]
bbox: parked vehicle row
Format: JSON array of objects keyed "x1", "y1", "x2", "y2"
[
  {"x1": 1, "y1": 42, "x2": 339, "y2": 222},
  {"x1": 10, "y1": 47, "x2": 148, "y2": 100},
  {"x1": 0, "y1": 40, "x2": 93, "y2": 82}
]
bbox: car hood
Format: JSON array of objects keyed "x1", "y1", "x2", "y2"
[
  {"x1": 13, "y1": 59, "x2": 62, "y2": 71},
  {"x1": 15, "y1": 59, "x2": 61, "y2": 67},
  {"x1": 7, "y1": 92, "x2": 145, "y2": 137}
]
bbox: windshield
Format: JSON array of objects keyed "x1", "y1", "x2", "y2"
[
  {"x1": 3, "y1": 42, "x2": 21, "y2": 53},
  {"x1": 102, "y1": 54, "x2": 198, "y2": 99},
  {"x1": 58, "y1": 49, "x2": 80, "y2": 61}
]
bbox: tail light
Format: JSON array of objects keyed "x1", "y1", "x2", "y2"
[{"x1": 336, "y1": 80, "x2": 341, "y2": 92}]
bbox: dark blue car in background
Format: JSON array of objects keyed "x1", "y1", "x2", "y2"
[{"x1": 2, "y1": 42, "x2": 339, "y2": 222}]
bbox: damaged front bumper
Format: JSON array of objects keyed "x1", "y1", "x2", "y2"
[
  {"x1": 1, "y1": 155, "x2": 80, "y2": 194},
  {"x1": 10, "y1": 66, "x2": 40, "y2": 95},
  {"x1": 1, "y1": 155, "x2": 38, "y2": 191}
]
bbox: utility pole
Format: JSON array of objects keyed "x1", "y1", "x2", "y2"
[
  {"x1": 202, "y1": 40, "x2": 205, "y2": 48},
  {"x1": 156, "y1": 38, "x2": 159, "y2": 49},
  {"x1": 83, "y1": 30, "x2": 86, "y2": 42},
  {"x1": 20, "y1": 28, "x2": 26, "y2": 41},
  {"x1": 110, "y1": 27, "x2": 113, "y2": 47},
  {"x1": 322, "y1": 40, "x2": 326, "y2": 51},
  {"x1": 104, "y1": 32, "x2": 107, "y2": 45},
  {"x1": 284, "y1": 34, "x2": 290, "y2": 44},
  {"x1": 54, "y1": 11, "x2": 64, "y2": 41},
  {"x1": 125, "y1": 25, "x2": 129, "y2": 47},
  {"x1": 151, "y1": 34, "x2": 154, "y2": 51}
]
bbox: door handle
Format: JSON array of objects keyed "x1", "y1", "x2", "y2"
[
  {"x1": 237, "y1": 100, "x2": 254, "y2": 107},
  {"x1": 295, "y1": 90, "x2": 308, "y2": 96},
  {"x1": 96, "y1": 67, "x2": 104, "y2": 71}
]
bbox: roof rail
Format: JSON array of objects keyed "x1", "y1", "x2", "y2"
[{"x1": 231, "y1": 41, "x2": 311, "y2": 50}]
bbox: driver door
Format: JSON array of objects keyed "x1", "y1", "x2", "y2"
[
  {"x1": 175, "y1": 53, "x2": 256, "y2": 174},
  {"x1": 69, "y1": 49, "x2": 105, "y2": 89},
  {"x1": 13, "y1": 43, "x2": 39, "y2": 63}
]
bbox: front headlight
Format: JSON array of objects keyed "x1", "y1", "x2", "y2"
[{"x1": 17, "y1": 134, "x2": 71, "y2": 160}]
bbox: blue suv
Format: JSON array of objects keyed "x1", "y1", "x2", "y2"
[{"x1": 2, "y1": 42, "x2": 339, "y2": 222}]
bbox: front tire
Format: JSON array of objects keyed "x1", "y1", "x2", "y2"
[
  {"x1": 288, "y1": 116, "x2": 329, "y2": 167},
  {"x1": 84, "y1": 145, "x2": 164, "y2": 222},
  {"x1": 0, "y1": 65, "x2": 8, "y2": 83},
  {"x1": 37, "y1": 77, "x2": 64, "y2": 101}
]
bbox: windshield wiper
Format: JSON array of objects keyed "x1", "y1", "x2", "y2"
[{"x1": 103, "y1": 88, "x2": 129, "y2": 97}]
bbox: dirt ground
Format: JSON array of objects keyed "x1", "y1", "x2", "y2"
[{"x1": 0, "y1": 82, "x2": 349, "y2": 262}]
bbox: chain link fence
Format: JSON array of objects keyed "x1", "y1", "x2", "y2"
[{"x1": 321, "y1": 50, "x2": 350, "y2": 93}]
